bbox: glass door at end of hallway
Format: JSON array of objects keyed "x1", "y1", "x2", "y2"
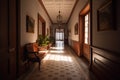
[{"x1": 55, "y1": 29, "x2": 64, "y2": 49}]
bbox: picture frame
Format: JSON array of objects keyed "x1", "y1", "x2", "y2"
[
  {"x1": 26, "y1": 15, "x2": 35, "y2": 33},
  {"x1": 74, "y1": 23, "x2": 78, "y2": 35},
  {"x1": 97, "y1": 0, "x2": 114, "y2": 31}
]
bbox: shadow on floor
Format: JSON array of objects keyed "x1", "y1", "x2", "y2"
[{"x1": 67, "y1": 46, "x2": 98, "y2": 80}]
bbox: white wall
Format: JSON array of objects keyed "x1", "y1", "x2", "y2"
[
  {"x1": 68, "y1": 0, "x2": 88, "y2": 42},
  {"x1": 21, "y1": 0, "x2": 51, "y2": 46}
]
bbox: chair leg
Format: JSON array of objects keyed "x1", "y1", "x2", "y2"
[
  {"x1": 27, "y1": 60, "x2": 30, "y2": 70},
  {"x1": 39, "y1": 61, "x2": 41, "y2": 70}
]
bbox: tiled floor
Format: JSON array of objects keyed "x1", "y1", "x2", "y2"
[{"x1": 18, "y1": 46, "x2": 97, "y2": 80}]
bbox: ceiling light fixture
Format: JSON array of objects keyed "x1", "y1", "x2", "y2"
[
  {"x1": 56, "y1": 3, "x2": 62, "y2": 27},
  {"x1": 57, "y1": 10, "x2": 62, "y2": 27}
]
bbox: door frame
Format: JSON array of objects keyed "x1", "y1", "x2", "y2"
[
  {"x1": 37, "y1": 13, "x2": 46, "y2": 37},
  {"x1": 79, "y1": 3, "x2": 90, "y2": 60}
]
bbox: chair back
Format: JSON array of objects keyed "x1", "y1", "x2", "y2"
[{"x1": 26, "y1": 43, "x2": 39, "y2": 52}]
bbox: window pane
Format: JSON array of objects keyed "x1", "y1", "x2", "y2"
[{"x1": 84, "y1": 14, "x2": 89, "y2": 44}]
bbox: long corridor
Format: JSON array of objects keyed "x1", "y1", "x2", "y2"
[{"x1": 18, "y1": 46, "x2": 97, "y2": 80}]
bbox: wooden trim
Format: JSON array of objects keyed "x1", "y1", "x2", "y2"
[
  {"x1": 16, "y1": 0, "x2": 21, "y2": 77},
  {"x1": 37, "y1": 13, "x2": 46, "y2": 36},
  {"x1": 91, "y1": 46, "x2": 120, "y2": 56},
  {"x1": 37, "y1": 14, "x2": 39, "y2": 38},
  {"x1": 0, "y1": 8, "x2": 9, "y2": 80},
  {"x1": 91, "y1": 46, "x2": 120, "y2": 80},
  {"x1": 89, "y1": 0, "x2": 93, "y2": 69},
  {"x1": 79, "y1": 15, "x2": 84, "y2": 56},
  {"x1": 67, "y1": 0, "x2": 79, "y2": 24},
  {"x1": 79, "y1": 2, "x2": 90, "y2": 61},
  {"x1": 71, "y1": 40, "x2": 80, "y2": 56},
  {"x1": 16, "y1": 0, "x2": 26, "y2": 77},
  {"x1": 38, "y1": 13, "x2": 45, "y2": 22},
  {"x1": 38, "y1": 0, "x2": 53, "y2": 24},
  {"x1": 83, "y1": 44, "x2": 90, "y2": 61},
  {"x1": 80, "y1": 2, "x2": 90, "y2": 15}
]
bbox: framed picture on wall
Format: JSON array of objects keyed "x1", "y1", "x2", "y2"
[
  {"x1": 97, "y1": 0, "x2": 114, "y2": 31},
  {"x1": 74, "y1": 23, "x2": 78, "y2": 35},
  {"x1": 26, "y1": 15, "x2": 35, "y2": 33}
]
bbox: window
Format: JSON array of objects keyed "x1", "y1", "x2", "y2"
[
  {"x1": 55, "y1": 29, "x2": 64, "y2": 48},
  {"x1": 56, "y1": 29, "x2": 64, "y2": 40},
  {"x1": 84, "y1": 14, "x2": 89, "y2": 44}
]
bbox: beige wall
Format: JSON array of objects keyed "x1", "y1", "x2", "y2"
[
  {"x1": 92, "y1": 0, "x2": 120, "y2": 53},
  {"x1": 68, "y1": 0, "x2": 120, "y2": 53},
  {"x1": 21, "y1": 0, "x2": 51, "y2": 46},
  {"x1": 68, "y1": 0, "x2": 88, "y2": 43}
]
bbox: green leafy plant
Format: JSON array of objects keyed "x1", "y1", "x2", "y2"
[
  {"x1": 49, "y1": 36, "x2": 54, "y2": 43},
  {"x1": 36, "y1": 35, "x2": 49, "y2": 46}
]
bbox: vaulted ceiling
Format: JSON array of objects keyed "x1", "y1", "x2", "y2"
[{"x1": 39, "y1": 0, "x2": 77, "y2": 23}]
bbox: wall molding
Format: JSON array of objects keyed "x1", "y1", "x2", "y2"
[
  {"x1": 91, "y1": 46, "x2": 120, "y2": 56},
  {"x1": 91, "y1": 46, "x2": 120, "y2": 80},
  {"x1": 69, "y1": 39, "x2": 80, "y2": 56}
]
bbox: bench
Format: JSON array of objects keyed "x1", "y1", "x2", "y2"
[{"x1": 25, "y1": 42, "x2": 46, "y2": 70}]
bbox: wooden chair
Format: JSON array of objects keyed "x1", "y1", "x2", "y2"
[{"x1": 25, "y1": 43, "x2": 46, "y2": 70}]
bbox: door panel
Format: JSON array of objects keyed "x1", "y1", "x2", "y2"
[
  {"x1": 42, "y1": 23, "x2": 46, "y2": 36},
  {"x1": 83, "y1": 13, "x2": 90, "y2": 61},
  {"x1": 79, "y1": 16, "x2": 84, "y2": 56},
  {"x1": 83, "y1": 44, "x2": 90, "y2": 61},
  {"x1": 38, "y1": 20, "x2": 42, "y2": 35},
  {"x1": 9, "y1": 0, "x2": 17, "y2": 79},
  {"x1": 38, "y1": 14, "x2": 46, "y2": 36},
  {"x1": 0, "y1": 0, "x2": 17, "y2": 80},
  {"x1": 0, "y1": 0, "x2": 9, "y2": 80}
]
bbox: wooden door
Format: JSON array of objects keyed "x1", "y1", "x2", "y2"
[
  {"x1": 83, "y1": 13, "x2": 90, "y2": 61},
  {"x1": 0, "y1": 0, "x2": 9, "y2": 79},
  {"x1": 0, "y1": 0, "x2": 17, "y2": 80},
  {"x1": 8, "y1": 0, "x2": 17, "y2": 79},
  {"x1": 79, "y1": 3, "x2": 90, "y2": 61},
  {"x1": 38, "y1": 14, "x2": 42, "y2": 36},
  {"x1": 79, "y1": 16, "x2": 84, "y2": 56},
  {"x1": 42, "y1": 23, "x2": 46, "y2": 36},
  {"x1": 38, "y1": 14, "x2": 46, "y2": 36}
]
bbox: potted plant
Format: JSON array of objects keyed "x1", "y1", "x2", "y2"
[
  {"x1": 36, "y1": 35, "x2": 49, "y2": 50},
  {"x1": 48, "y1": 36, "x2": 54, "y2": 48}
]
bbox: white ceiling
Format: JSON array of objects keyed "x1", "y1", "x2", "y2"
[{"x1": 41, "y1": 0, "x2": 77, "y2": 23}]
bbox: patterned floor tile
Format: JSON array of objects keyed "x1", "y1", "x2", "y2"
[{"x1": 18, "y1": 46, "x2": 97, "y2": 80}]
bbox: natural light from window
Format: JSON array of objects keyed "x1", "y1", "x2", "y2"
[
  {"x1": 84, "y1": 14, "x2": 89, "y2": 44},
  {"x1": 55, "y1": 29, "x2": 64, "y2": 49},
  {"x1": 43, "y1": 53, "x2": 73, "y2": 62},
  {"x1": 50, "y1": 46, "x2": 64, "y2": 50},
  {"x1": 43, "y1": 46, "x2": 73, "y2": 62},
  {"x1": 49, "y1": 50, "x2": 64, "y2": 53}
]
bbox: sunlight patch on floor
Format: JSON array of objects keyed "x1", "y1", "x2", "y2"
[
  {"x1": 49, "y1": 50, "x2": 64, "y2": 53},
  {"x1": 50, "y1": 46, "x2": 64, "y2": 50},
  {"x1": 39, "y1": 50, "x2": 48, "y2": 53},
  {"x1": 43, "y1": 53, "x2": 73, "y2": 62}
]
